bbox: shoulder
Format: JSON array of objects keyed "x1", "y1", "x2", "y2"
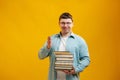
[
  {"x1": 73, "y1": 33, "x2": 85, "y2": 41},
  {"x1": 73, "y1": 33, "x2": 87, "y2": 44},
  {"x1": 50, "y1": 33, "x2": 60, "y2": 39}
]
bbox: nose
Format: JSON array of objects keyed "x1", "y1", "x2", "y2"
[{"x1": 64, "y1": 23, "x2": 68, "y2": 27}]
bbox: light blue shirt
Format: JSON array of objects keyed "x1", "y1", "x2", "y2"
[{"x1": 38, "y1": 33, "x2": 90, "y2": 80}]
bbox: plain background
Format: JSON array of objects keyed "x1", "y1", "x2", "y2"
[{"x1": 0, "y1": 0, "x2": 120, "y2": 80}]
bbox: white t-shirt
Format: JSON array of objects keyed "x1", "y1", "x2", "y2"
[{"x1": 59, "y1": 36, "x2": 68, "y2": 51}]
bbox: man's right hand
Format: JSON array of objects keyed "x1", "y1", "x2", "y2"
[{"x1": 47, "y1": 36, "x2": 51, "y2": 49}]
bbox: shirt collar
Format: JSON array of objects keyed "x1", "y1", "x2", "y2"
[{"x1": 55, "y1": 32, "x2": 75, "y2": 39}]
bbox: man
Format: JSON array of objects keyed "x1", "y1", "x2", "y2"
[{"x1": 38, "y1": 12, "x2": 90, "y2": 80}]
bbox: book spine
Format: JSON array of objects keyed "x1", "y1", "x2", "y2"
[
  {"x1": 55, "y1": 62, "x2": 73, "y2": 65},
  {"x1": 55, "y1": 67, "x2": 72, "y2": 70},
  {"x1": 55, "y1": 60, "x2": 73, "y2": 63},
  {"x1": 55, "y1": 55, "x2": 73, "y2": 58},
  {"x1": 54, "y1": 51, "x2": 71, "y2": 55},
  {"x1": 56, "y1": 58, "x2": 73, "y2": 61}
]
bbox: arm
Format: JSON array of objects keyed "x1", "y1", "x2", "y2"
[
  {"x1": 63, "y1": 38, "x2": 90, "y2": 74},
  {"x1": 38, "y1": 36, "x2": 51, "y2": 59},
  {"x1": 38, "y1": 42, "x2": 51, "y2": 59},
  {"x1": 75, "y1": 39, "x2": 90, "y2": 73},
  {"x1": 63, "y1": 56, "x2": 90, "y2": 74},
  {"x1": 75, "y1": 56, "x2": 90, "y2": 73}
]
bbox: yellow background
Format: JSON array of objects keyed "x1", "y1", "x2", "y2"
[{"x1": 0, "y1": 0, "x2": 120, "y2": 80}]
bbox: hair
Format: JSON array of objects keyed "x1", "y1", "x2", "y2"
[{"x1": 59, "y1": 12, "x2": 73, "y2": 22}]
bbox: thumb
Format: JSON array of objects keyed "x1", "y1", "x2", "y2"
[{"x1": 47, "y1": 36, "x2": 51, "y2": 49}]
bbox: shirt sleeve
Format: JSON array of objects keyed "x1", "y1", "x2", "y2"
[
  {"x1": 75, "y1": 56, "x2": 90, "y2": 73},
  {"x1": 38, "y1": 42, "x2": 51, "y2": 59},
  {"x1": 75, "y1": 38, "x2": 90, "y2": 73}
]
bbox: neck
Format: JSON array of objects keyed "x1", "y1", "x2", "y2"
[{"x1": 61, "y1": 31, "x2": 71, "y2": 37}]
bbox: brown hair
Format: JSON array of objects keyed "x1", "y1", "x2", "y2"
[{"x1": 59, "y1": 12, "x2": 73, "y2": 22}]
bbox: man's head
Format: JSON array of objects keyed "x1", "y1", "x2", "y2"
[
  {"x1": 59, "y1": 12, "x2": 73, "y2": 35},
  {"x1": 59, "y1": 12, "x2": 73, "y2": 22}
]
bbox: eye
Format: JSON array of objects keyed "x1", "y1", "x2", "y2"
[
  {"x1": 66, "y1": 22, "x2": 72, "y2": 25},
  {"x1": 60, "y1": 22, "x2": 65, "y2": 25},
  {"x1": 60, "y1": 22, "x2": 72, "y2": 25}
]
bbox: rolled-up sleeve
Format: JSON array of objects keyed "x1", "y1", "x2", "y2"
[
  {"x1": 38, "y1": 42, "x2": 51, "y2": 59},
  {"x1": 75, "y1": 56, "x2": 90, "y2": 73}
]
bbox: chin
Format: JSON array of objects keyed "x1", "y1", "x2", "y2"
[
  {"x1": 63, "y1": 31, "x2": 69, "y2": 34},
  {"x1": 62, "y1": 30, "x2": 70, "y2": 33}
]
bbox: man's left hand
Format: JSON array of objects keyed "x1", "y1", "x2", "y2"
[{"x1": 62, "y1": 67, "x2": 76, "y2": 74}]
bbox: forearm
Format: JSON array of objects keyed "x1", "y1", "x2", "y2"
[
  {"x1": 38, "y1": 43, "x2": 51, "y2": 59},
  {"x1": 75, "y1": 56, "x2": 90, "y2": 73}
]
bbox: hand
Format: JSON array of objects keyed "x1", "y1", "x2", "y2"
[
  {"x1": 62, "y1": 70, "x2": 70, "y2": 74},
  {"x1": 69, "y1": 68, "x2": 76, "y2": 74},
  {"x1": 62, "y1": 67, "x2": 76, "y2": 75},
  {"x1": 47, "y1": 36, "x2": 51, "y2": 49}
]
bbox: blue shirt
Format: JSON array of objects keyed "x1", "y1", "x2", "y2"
[{"x1": 38, "y1": 33, "x2": 90, "y2": 80}]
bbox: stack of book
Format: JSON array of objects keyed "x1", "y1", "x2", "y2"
[{"x1": 54, "y1": 51, "x2": 73, "y2": 70}]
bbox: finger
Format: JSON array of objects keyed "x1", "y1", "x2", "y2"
[
  {"x1": 69, "y1": 70, "x2": 75, "y2": 74},
  {"x1": 47, "y1": 36, "x2": 50, "y2": 41},
  {"x1": 65, "y1": 70, "x2": 70, "y2": 74},
  {"x1": 62, "y1": 70, "x2": 68, "y2": 74},
  {"x1": 48, "y1": 36, "x2": 50, "y2": 40},
  {"x1": 47, "y1": 36, "x2": 51, "y2": 49}
]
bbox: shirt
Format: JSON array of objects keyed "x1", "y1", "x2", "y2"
[
  {"x1": 38, "y1": 33, "x2": 90, "y2": 80},
  {"x1": 59, "y1": 36, "x2": 68, "y2": 51}
]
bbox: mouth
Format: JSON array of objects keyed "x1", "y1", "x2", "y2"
[{"x1": 62, "y1": 27, "x2": 67, "y2": 29}]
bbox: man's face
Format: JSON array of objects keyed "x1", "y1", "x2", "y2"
[{"x1": 59, "y1": 18, "x2": 73, "y2": 34}]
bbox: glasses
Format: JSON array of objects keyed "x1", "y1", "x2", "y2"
[{"x1": 60, "y1": 22, "x2": 72, "y2": 25}]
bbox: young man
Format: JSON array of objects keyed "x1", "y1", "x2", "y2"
[{"x1": 38, "y1": 12, "x2": 90, "y2": 80}]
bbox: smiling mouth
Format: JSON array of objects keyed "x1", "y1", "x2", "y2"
[
  {"x1": 62, "y1": 28, "x2": 67, "y2": 31},
  {"x1": 62, "y1": 27, "x2": 67, "y2": 29}
]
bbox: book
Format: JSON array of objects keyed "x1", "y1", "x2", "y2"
[
  {"x1": 54, "y1": 51, "x2": 71, "y2": 55},
  {"x1": 55, "y1": 54, "x2": 73, "y2": 58},
  {"x1": 55, "y1": 60, "x2": 73, "y2": 63},
  {"x1": 56, "y1": 57, "x2": 73, "y2": 61},
  {"x1": 55, "y1": 66, "x2": 73, "y2": 70},
  {"x1": 55, "y1": 62, "x2": 73, "y2": 65},
  {"x1": 54, "y1": 51, "x2": 73, "y2": 70}
]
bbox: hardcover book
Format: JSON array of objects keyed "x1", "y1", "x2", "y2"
[{"x1": 54, "y1": 51, "x2": 73, "y2": 70}]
